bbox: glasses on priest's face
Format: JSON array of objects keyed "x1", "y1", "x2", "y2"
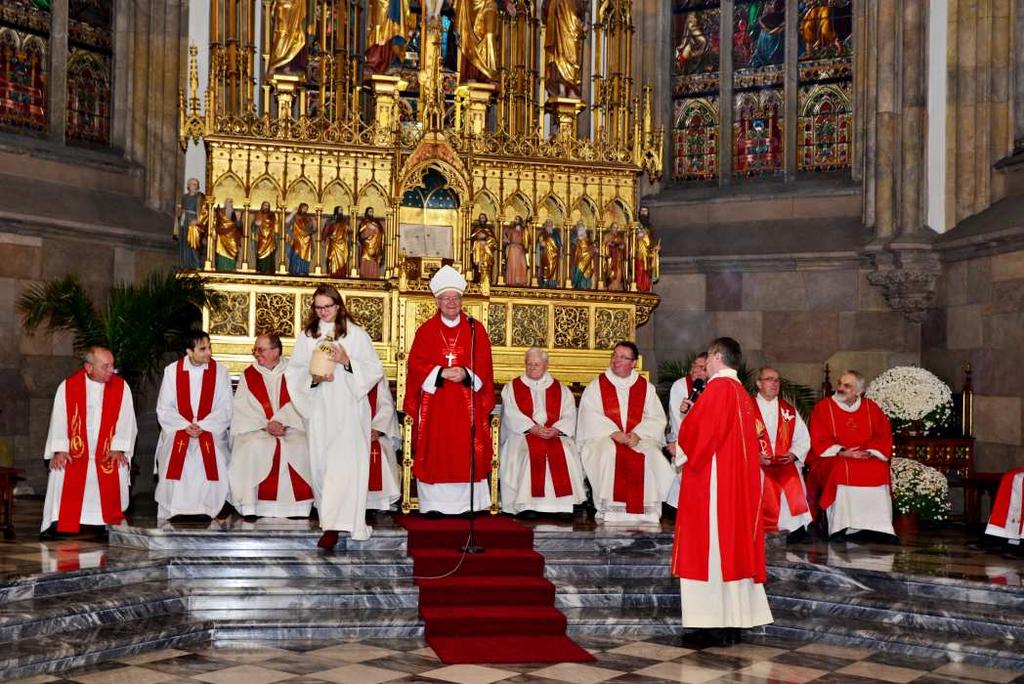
[
  {"x1": 314, "y1": 303, "x2": 339, "y2": 312},
  {"x1": 252, "y1": 346, "x2": 275, "y2": 355}
]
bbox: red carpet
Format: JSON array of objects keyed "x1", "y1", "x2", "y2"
[{"x1": 396, "y1": 514, "x2": 595, "y2": 664}]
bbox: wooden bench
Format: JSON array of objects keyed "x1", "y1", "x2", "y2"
[{"x1": 0, "y1": 466, "x2": 25, "y2": 541}]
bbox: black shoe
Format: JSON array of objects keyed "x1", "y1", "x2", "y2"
[
  {"x1": 726, "y1": 628, "x2": 742, "y2": 645},
  {"x1": 785, "y1": 527, "x2": 810, "y2": 544},
  {"x1": 92, "y1": 526, "x2": 109, "y2": 542},
  {"x1": 243, "y1": 515, "x2": 259, "y2": 522},
  {"x1": 423, "y1": 510, "x2": 444, "y2": 519},
  {"x1": 680, "y1": 628, "x2": 730, "y2": 649},
  {"x1": 661, "y1": 502, "x2": 677, "y2": 521},
  {"x1": 828, "y1": 531, "x2": 847, "y2": 543},
  {"x1": 514, "y1": 510, "x2": 538, "y2": 520},
  {"x1": 39, "y1": 525, "x2": 58, "y2": 541}
]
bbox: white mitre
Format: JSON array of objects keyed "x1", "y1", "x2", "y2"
[{"x1": 430, "y1": 265, "x2": 467, "y2": 296}]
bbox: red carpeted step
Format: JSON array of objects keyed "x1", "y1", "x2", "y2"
[
  {"x1": 417, "y1": 575, "x2": 556, "y2": 607},
  {"x1": 397, "y1": 515, "x2": 534, "y2": 550},
  {"x1": 427, "y1": 635, "x2": 594, "y2": 664},
  {"x1": 411, "y1": 548, "x2": 545, "y2": 577},
  {"x1": 421, "y1": 605, "x2": 567, "y2": 638}
]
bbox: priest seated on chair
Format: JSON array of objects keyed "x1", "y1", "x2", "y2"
[
  {"x1": 499, "y1": 347, "x2": 587, "y2": 518},
  {"x1": 807, "y1": 370, "x2": 896, "y2": 542},
  {"x1": 577, "y1": 341, "x2": 674, "y2": 524}
]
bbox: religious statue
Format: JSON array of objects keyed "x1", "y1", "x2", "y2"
[
  {"x1": 286, "y1": 203, "x2": 316, "y2": 276},
  {"x1": 268, "y1": 0, "x2": 309, "y2": 73},
  {"x1": 454, "y1": 0, "x2": 498, "y2": 82},
  {"x1": 358, "y1": 207, "x2": 385, "y2": 279},
  {"x1": 538, "y1": 219, "x2": 562, "y2": 288},
  {"x1": 470, "y1": 213, "x2": 498, "y2": 283},
  {"x1": 175, "y1": 177, "x2": 205, "y2": 270},
  {"x1": 212, "y1": 198, "x2": 242, "y2": 272},
  {"x1": 365, "y1": 0, "x2": 411, "y2": 75},
  {"x1": 322, "y1": 207, "x2": 350, "y2": 277},
  {"x1": 604, "y1": 224, "x2": 627, "y2": 291},
  {"x1": 570, "y1": 222, "x2": 596, "y2": 289},
  {"x1": 503, "y1": 215, "x2": 529, "y2": 286},
  {"x1": 634, "y1": 226, "x2": 659, "y2": 293},
  {"x1": 543, "y1": 0, "x2": 586, "y2": 98},
  {"x1": 251, "y1": 201, "x2": 278, "y2": 274}
]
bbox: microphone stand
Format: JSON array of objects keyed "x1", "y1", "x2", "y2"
[{"x1": 461, "y1": 314, "x2": 485, "y2": 554}]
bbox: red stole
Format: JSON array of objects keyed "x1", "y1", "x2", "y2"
[
  {"x1": 246, "y1": 366, "x2": 313, "y2": 502},
  {"x1": 989, "y1": 467, "x2": 1024, "y2": 533},
  {"x1": 756, "y1": 398, "x2": 809, "y2": 531},
  {"x1": 807, "y1": 398, "x2": 893, "y2": 510},
  {"x1": 58, "y1": 370, "x2": 126, "y2": 533},
  {"x1": 166, "y1": 358, "x2": 219, "y2": 481},
  {"x1": 367, "y1": 384, "x2": 384, "y2": 492},
  {"x1": 511, "y1": 377, "x2": 573, "y2": 498},
  {"x1": 598, "y1": 373, "x2": 648, "y2": 514}
]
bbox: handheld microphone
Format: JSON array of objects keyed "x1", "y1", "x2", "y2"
[{"x1": 688, "y1": 378, "x2": 706, "y2": 403}]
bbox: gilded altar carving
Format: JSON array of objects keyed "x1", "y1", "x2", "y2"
[
  {"x1": 347, "y1": 296, "x2": 385, "y2": 342},
  {"x1": 255, "y1": 292, "x2": 295, "y2": 337},
  {"x1": 511, "y1": 304, "x2": 548, "y2": 348},
  {"x1": 553, "y1": 306, "x2": 589, "y2": 349},
  {"x1": 487, "y1": 303, "x2": 507, "y2": 345},
  {"x1": 595, "y1": 307, "x2": 631, "y2": 349},
  {"x1": 209, "y1": 292, "x2": 250, "y2": 336}
]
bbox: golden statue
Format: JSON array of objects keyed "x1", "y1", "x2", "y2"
[
  {"x1": 455, "y1": 0, "x2": 498, "y2": 82},
  {"x1": 543, "y1": 0, "x2": 585, "y2": 98},
  {"x1": 635, "y1": 226, "x2": 659, "y2": 292},
  {"x1": 268, "y1": 0, "x2": 308, "y2": 73},
  {"x1": 286, "y1": 203, "x2": 316, "y2": 276},
  {"x1": 358, "y1": 207, "x2": 385, "y2": 279},
  {"x1": 470, "y1": 213, "x2": 498, "y2": 283},
  {"x1": 212, "y1": 199, "x2": 241, "y2": 272},
  {"x1": 538, "y1": 219, "x2": 561, "y2": 288},
  {"x1": 366, "y1": 0, "x2": 411, "y2": 75},
  {"x1": 503, "y1": 216, "x2": 529, "y2": 286},
  {"x1": 570, "y1": 222, "x2": 595, "y2": 289},
  {"x1": 604, "y1": 225, "x2": 627, "y2": 291},
  {"x1": 251, "y1": 201, "x2": 278, "y2": 274},
  {"x1": 322, "y1": 207, "x2": 350, "y2": 277}
]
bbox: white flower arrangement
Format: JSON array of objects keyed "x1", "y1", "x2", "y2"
[
  {"x1": 890, "y1": 457, "x2": 951, "y2": 521},
  {"x1": 866, "y1": 366, "x2": 953, "y2": 435}
]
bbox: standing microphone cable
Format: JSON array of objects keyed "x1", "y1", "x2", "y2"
[{"x1": 461, "y1": 314, "x2": 484, "y2": 554}]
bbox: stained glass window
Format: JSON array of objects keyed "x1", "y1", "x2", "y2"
[
  {"x1": 0, "y1": 0, "x2": 50, "y2": 135},
  {"x1": 732, "y1": 0, "x2": 784, "y2": 177},
  {"x1": 66, "y1": 0, "x2": 112, "y2": 146},
  {"x1": 798, "y1": 0, "x2": 853, "y2": 172},
  {"x1": 671, "y1": 1, "x2": 720, "y2": 182}
]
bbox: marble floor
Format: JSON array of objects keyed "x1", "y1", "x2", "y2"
[{"x1": 4, "y1": 499, "x2": 1024, "y2": 683}]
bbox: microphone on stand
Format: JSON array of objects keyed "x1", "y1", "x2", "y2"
[
  {"x1": 462, "y1": 313, "x2": 484, "y2": 554},
  {"x1": 687, "y1": 378, "x2": 706, "y2": 403}
]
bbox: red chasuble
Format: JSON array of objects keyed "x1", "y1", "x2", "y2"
[
  {"x1": 403, "y1": 312, "x2": 495, "y2": 483},
  {"x1": 989, "y1": 466, "x2": 1024, "y2": 533},
  {"x1": 807, "y1": 397, "x2": 893, "y2": 510},
  {"x1": 166, "y1": 358, "x2": 220, "y2": 481},
  {"x1": 58, "y1": 370, "x2": 126, "y2": 533},
  {"x1": 597, "y1": 374, "x2": 649, "y2": 513},
  {"x1": 756, "y1": 398, "x2": 810, "y2": 531},
  {"x1": 367, "y1": 384, "x2": 383, "y2": 492},
  {"x1": 245, "y1": 367, "x2": 313, "y2": 502},
  {"x1": 511, "y1": 377, "x2": 573, "y2": 498},
  {"x1": 672, "y1": 375, "x2": 766, "y2": 583}
]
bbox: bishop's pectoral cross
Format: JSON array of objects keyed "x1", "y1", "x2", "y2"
[{"x1": 444, "y1": 351, "x2": 457, "y2": 367}]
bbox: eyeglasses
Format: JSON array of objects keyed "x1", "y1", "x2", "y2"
[
  {"x1": 314, "y1": 303, "x2": 339, "y2": 312},
  {"x1": 252, "y1": 347, "x2": 276, "y2": 354},
  {"x1": 612, "y1": 354, "x2": 637, "y2": 362},
  {"x1": 759, "y1": 377, "x2": 781, "y2": 383},
  {"x1": 437, "y1": 295, "x2": 461, "y2": 303}
]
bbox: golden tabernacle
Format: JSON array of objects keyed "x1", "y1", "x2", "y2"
[{"x1": 180, "y1": 1, "x2": 663, "y2": 508}]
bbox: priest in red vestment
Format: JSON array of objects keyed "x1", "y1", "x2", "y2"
[
  {"x1": 672, "y1": 337, "x2": 772, "y2": 647},
  {"x1": 754, "y1": 366, "x2": 812, "y2": 539},
  {"x1": 808, "y1": 370, "x2": 895, "y2": 540},
  {"x1": 986, "y1": 467, "x2": 1024, "y2": 553},
  {"x1": 40, "y1": 346, "x2": 137, "y2": 540},
  {"x1": 404, "y1": 266, "x2": 496, "y2": 514}
]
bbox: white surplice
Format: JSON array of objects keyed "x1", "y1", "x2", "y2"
[
  {"x1": 756, "y1": 394, "x2": 812, "y2": 533},
  {"x1": 154, "y1": 359, "x2": 233, "y2": 519},
  {"x1": 41, "y1": 376, "x2": 137, "y2": 531},
  {"x1": 577, "y1": 369, "x2": 674, "y2": 524},
  {"x1": 229, "y1": 358, "x2": 312, "y2": 518},
  {"x1": 986, "y1": 469, "x2": 1024, "y2": 544},
  {"x1": 499, "y1": 373, "x2": 586, "y2": 514},
  {"x1": 366, "y1": 377, "x2": 401, "y2": 511},
  {"x1": 286, "y1": 320, "x2": 383, "y2": 540}
]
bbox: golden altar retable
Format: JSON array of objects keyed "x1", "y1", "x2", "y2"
[{"x1": 180, "y1": 1, "x2": 662, "y2": 511}]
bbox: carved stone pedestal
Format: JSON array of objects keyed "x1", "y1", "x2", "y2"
[{"x1": 547, "y1": 96, "x2": 585, "y2": 140}]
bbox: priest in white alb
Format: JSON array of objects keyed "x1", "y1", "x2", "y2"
[
  {"x1": 366, "y1": 377, "x2": 401, "y2": 512},
  {"x1": 229, "y1": 333, "x2": 314, "y2": 519},
  {"x1": 754, "y1": 366, "x2": 812, "y2": 538},
  {"x1": 154, "y1": 330, "x2": 233, "y2": 520},
  {"x1": 499, "y1": 347, "x2": 586, "y2": 516},
  {"x1": 986, "y1": 467, "x2": 1024, "y2": 552},
  {"x1": 40, "y1": 346, "x2": 137, "y2": 539},
  {"x1": 577, "y1": 341, "x2": 674, "y2": 524}
]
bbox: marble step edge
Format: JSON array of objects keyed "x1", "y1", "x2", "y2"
[
  {"x1": 0, "y1": 560, "x2": 170, "y2": 604},
  {"x1": 189, "y1": 607, "x2": 424, "y2": 625},
  {"x1": 111, "y1": 529, "x2": 407, "y2": 552},
  {"x1": 0, "y1": 588, "x2": 188, "y2": 645},
  {"x1": 765, "y1": 615, "x2": 1024, "y2": 672},
  {"x1": 0, "y1": 614, "x2": 213, "y2": 681}
]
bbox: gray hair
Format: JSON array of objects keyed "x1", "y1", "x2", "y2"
[
  {"x1": 842, "y1": 369, "x2": 866, "y2": 394},
  {"x1": 525, "y1": 347, "x2": 549, "y2": 363},
  {"x1": 82, "y1": 345, "x2": 111, "y2": 365}
]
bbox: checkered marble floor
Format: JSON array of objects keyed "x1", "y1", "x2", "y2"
[{"x1": 10, "y1": 633, "x2": 1024, "y2": 683}]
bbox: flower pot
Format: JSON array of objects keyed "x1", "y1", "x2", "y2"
[{"x1": 893, "y1": 512, "x2": 919, "y2": 535}]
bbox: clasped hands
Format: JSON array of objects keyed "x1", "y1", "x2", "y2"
[
  {"x1": 760, "y1": 452, "x2": 795, "y2": 466},
  {"x1": 839, "y1": 448, "x2": 872, "y2": 459},
  {"x1": 440, "y1": 366, "x2": 468, "y2": 383},
  {"x1": 50, "y1": 450, "x2": 127, "y2": 471},
  {"x1": 313, "y1": 345, "x2": 351, "y2": 384},
  {"x1": 528, "y1": 424, "x2": 559, "y2": 440},
  {"x1": 611, "y1": 430, "x2": 641, "y2": 449},
  {"x1": 265, "y1": 420, "x2": 287, "y2": 437}
]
